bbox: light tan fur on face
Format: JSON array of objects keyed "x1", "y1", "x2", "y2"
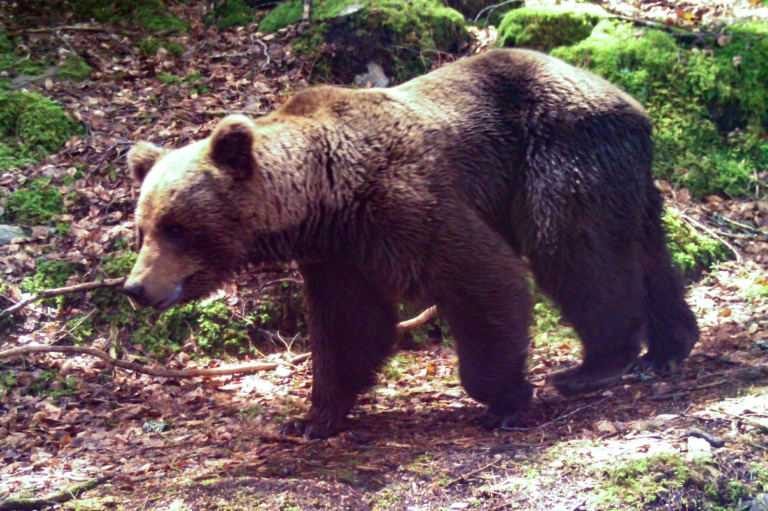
[{"x1": 126, "y1": 141, "x2": 213, "y2": 307}]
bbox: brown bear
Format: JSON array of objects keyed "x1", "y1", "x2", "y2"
[{"x1": 124, "y1": 49, "x2": 698, "y2": 439}]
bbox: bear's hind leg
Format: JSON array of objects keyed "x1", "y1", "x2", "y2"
[
  {"x1": 641, "y1": 195, "x2": 699, "y2": 369},
  {"x1": 532, "y1": 242, "x2": 646, "y2": 396},
  {"x1": 431, "y1": 212, "x2": 533, "y2": 429},
  {"x1": 280, "y1": 261, "x2": 397, "y2": 439}
]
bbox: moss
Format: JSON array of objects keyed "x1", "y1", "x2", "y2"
[
  {"x1": 139, "y1": 37, "x2": 185, "y2": 58},
  {"x1": 663, "y1": 209, "x2": 730, "y2": 279},
  {"x1": 594, "y1": 453, "x2": 764, "y2": 511},
  {"x1": 552, "y1": 20, "x2": 768, "y2": 198},
  {"x1": 101, "y1": 252, "x2": 138, "y2": 278},
  {"x1": 268, "y1": 0, "x2": 467, "y2": 84},
  {"x1": 22, "y1": 260, "x2": 79, "y2": 308},
  {"x1": 497, "y1": 4, "x2": 605, "y2": 52},
  {"x1": 208, "y1": 0, "x2": 262, "y2": 29},
  {"x1": 0, "y1": 30, "x2": 46, "y2": 78},
  {"x1": 9, "y1": 0, "x2": 187, "y2": 32},
  {"x1": 258, "y1": 0, "x2": 304, "y2": 33},
  {"x1": 4, "y1": 177, "x2": 64, "y2": 226},
  {"x1": 157, "y1": 71, "x2": 183, "y2": 84},
  {"x1": 56, "y1": 55, "x2": 93, "y2": 82},
  {"x1": 90, "y1": 250, "x2": 307, "y2": 359},
  {"x1": 0, "y1": 90, "x2": 80, "y2": 171}
]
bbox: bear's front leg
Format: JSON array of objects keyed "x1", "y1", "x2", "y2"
[
  {"x1": 429, "y1": 209, "x2": 534, "y2": 429},
  {"x1": 279, "y1": 260, "x2": 397, "y2": 439}
]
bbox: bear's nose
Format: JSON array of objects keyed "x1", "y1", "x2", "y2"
[{"x1": 123, "y1": 283, "x2": 146, "y2": 303}]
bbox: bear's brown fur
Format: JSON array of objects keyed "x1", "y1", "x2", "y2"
[{"x1": 125, "y1": 49, "x2": 698, "y2": 439}]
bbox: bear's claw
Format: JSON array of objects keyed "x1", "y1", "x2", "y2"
[
  {"x1": 550, "y1": 359, "x2": 636, "y2": 397},
  {"x1": 279, "y1": 416, "x2": 348, "y2": 439}
]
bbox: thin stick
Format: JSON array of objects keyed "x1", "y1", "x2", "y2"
[
  {"x1": 0, "y1": 277, "x2": 126, "y2": 320},
  {"x1": 677, "y1": 210, "x2": 742, "y2": 262},
  {"x1": 0, "y1": 345, "x2": 279, "y2": 377},
  {"x1": 22, "y1": 26, "x2": 111, "y2": 34},
  {"x1": 397, "y1": 306, "x2": 438, "y2": 332},
  {"x1": 503, "y1": 397, "x2": 609, "y2": 431}
]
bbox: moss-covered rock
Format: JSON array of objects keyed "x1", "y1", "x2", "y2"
[
  {"x1": 552, "y1": 20, "x2": 768, "y2": 198},
  {"x1": 496, "y1": 3, "x2": 605, "y2": 52},
  {"x1": 259, "y1": 0, "x2": 305, "y2": 33},
  {"x1": 261, "y1": 0, "x2": 468, "y2": 84},
  {"x1": 0, "y1": 91, "x2": 81, "y2": 172}
]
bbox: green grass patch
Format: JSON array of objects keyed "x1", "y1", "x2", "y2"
[
  {"x1": 0, "y1": 90, "x2": 81, "y2": 172},
  {"x1": 552, "y1": 20, "x2": 768, "y2": 198}
]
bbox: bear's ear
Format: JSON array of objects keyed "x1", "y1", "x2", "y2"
[
  {"x1": 127, "y1": 142, "x2": 165, "y2": 186},
  {"x1": 210, "y1": 115, "x2": 257, "y2": 181}
]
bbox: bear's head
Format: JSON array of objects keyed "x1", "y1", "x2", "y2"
[{"x1": 123, "y1": 115, "x2": 261, "y2": 311}]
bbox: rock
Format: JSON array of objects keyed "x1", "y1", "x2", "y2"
[
  {"x1": 686, "y1": 436, "x2": 712, "y2": 461},
  {"x1": 0, "y1": 225, "x2": 28, "y2": 246},
  {"x1": 745, "y1": 493, "x2": 768, "y2": 511},
  {"x1": 354, "y1": 62, "x2": 390, "y2": 88}
]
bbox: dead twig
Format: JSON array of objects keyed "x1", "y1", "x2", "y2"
[
  {"x1": 718, "y1": 214, "x2": 767, "y2": 235},
  {"x1": 444, "y1": 459, "x2": 499, "y2": 487},
  {"x1": 0, "y1": 473, "x2": 116, "y2": 511},
  {"x1": 0, "y1": 345, "x2": 280, "y2": 377},
  {"x1": 677, "y1": 209, "x2": 742, "y2": 262},
  {"x1": 196, "y1": 109, "x2": 264, "y2": 117},
  {"x1": 397, "y1": 306, "x2": 438, "y2": 332},
  {"x1": 21, "y1": 25, "x2": 112, "y2": 34},
  {"x1": 0, "y1": 277, "x2": 126, "y2": 320},
  {"x1": 503, "y1": 397, "x2": 610, "y2": 431}
]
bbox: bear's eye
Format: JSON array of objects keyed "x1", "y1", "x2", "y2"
[{"x1": 162, "y1": 223, "x2": 185, "y2": 243}]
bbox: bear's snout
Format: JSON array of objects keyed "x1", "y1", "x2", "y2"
[
  {"x1": 123, "y1": 283, "x2": 149, "y2": 306},
  {"x1": 123, "y1": 279, "x2": 185, "y2": 311}
]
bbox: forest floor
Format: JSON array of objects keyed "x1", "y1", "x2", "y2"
[{"x1": 1, "y1": 1, "x2": 768, "y2": 510}]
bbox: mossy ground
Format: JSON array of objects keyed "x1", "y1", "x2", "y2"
[
  {"x1": 9, "y1": 0, "x2": 187, "y2": 32},
  {"x1": 205, "y1": 0, "x2": 263, "y2": 29},
  {"x1": 262, "y1": 0, "x2": 467, "y2": 84},
  {"x1": 552, "y1": 19, "x2": 768, "y2": 198},
  {"x1": 56, "y1": 251, "x2": 308, "y2": 359},
  {"x1": 594, "y1": 453, "x2": 768, "y2": 510},
  {"x1": 0, "y1": 90, "x2": 81, "y2": 173}
]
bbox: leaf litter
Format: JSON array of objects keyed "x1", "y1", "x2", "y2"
[{"x1": 1, "y1": 1, "x2": 768, "y2": 510}]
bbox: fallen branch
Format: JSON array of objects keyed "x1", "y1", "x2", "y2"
[
  {"x1": 397, "y1": 306, "x2": 438, "y2": 332},
  {"x1": 1, "y1": 263, "x2": 299, "y2": 319},
  {"x1": 0, "y1": 345, "x2": 279, "y2": 377},
  {"x1": 0, "y1": 277, "x2": 126, "y2": 320},
  {"x1": 0, "y1": 473, "x2": 116, "y2": 511},
  {"x1": 22, "y1": 25, "x2": 112, "y2": 34},
  {"x1": 197, "y1": 109, "x2": 265, "y2": 117}
]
